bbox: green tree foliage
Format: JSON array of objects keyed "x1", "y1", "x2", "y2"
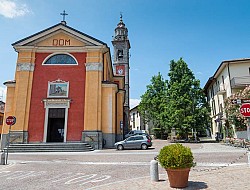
[
  {"x1": 166, "y1": 58, "x2": 210, "y2": 138},
  {"x1": 138, "y1": 73, "x2": 168, "y2": 137},
  {"x1": 139, "y1": 58, "x2": 210, "y2": 139}
]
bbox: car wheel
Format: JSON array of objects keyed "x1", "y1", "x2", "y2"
[
  {"x1": 117, "y1": 145, "x2": 124, "y2": 150},
  {"x1": 141, "y1": 144, "x2": 148, "y2": 150}
]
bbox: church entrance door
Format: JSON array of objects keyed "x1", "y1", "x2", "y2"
[{"x1": 47, "y1": 108, "x2": 65, "y2": 142}]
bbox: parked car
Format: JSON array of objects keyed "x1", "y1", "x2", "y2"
[
  {"x1": 114, "y1": 135, "x2": 152, "y2": 150},
  {"x1": 125, "y1": 130, "x2": 148, "y2": 138}
]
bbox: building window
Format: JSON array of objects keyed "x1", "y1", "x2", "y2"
[
  {"x1": 48, "y1": 80, "x2": 69, "y2": 98},
  {"x1": 219, "y1": 103, "x2": 223, "y2": 113},
  {"x1": 210, "y1": 86, "x2": 214, "y2": 98},
  {"x1": 44, "y1": 54, "x2": 77, "y2": 65},
  {"x1": 211, "y1": 100, "x2": 216, "y2": 116},
  {"x1": 117, "y1": 50, "x2": 123, "y2": 59}
]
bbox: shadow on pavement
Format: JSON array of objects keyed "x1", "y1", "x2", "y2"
[{"x1": 185, "y1": 181, "x2": 208, "y2": 189}]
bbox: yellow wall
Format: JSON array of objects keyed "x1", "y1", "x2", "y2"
[
  {"x1": 101, "y1": 84, "x2": 118, "y2": 134},
  {"x1": 116, "y1": 91, "x2": 125, "y2": 135},
  {"x1": 84, "y1": 51, "x2": 103, "y2": 132},
  {"x1": 2, "y1": 85, "x2": 15, "y2": 134},
  {"x1": 2, "y1": 51, "x2": 35, "y2": 134},
  {"x1": 14, "y1": 51, "x2": 34, "y2": 132}
]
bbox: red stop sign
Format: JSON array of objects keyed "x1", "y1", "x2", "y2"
[
  {"x1": 6, "y1": 116, "x2": 16, "y2": 125},
  {"x1": 240, "y1": 104, "x2": 250, "y2": 117}
]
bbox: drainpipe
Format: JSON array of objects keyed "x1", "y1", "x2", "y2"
[{"x1": 227, "y1": 62, "x2": 232, "y2": 95}]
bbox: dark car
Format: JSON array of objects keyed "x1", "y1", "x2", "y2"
[{"x1": 114, "y1": 135, "x2": 152, "y2": 150}]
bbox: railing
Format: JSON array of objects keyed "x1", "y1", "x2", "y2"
[
  {"x1": 231, "y1": 76, "x2": 250, "y2": 88},
  {"x1": 214, "y1": 84, "x2": 226, "y2": 95}
]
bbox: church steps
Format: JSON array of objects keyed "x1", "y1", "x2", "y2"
[{"x1": 5, "y1": 143, "x2": 94, "y2": 152}]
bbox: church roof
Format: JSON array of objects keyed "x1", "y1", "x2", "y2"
[{"x1": 12, "y1": 22, "x2": 107, "y2": 47}]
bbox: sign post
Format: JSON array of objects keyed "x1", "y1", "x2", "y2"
[
  {"x1": 5, "y1": 116, "x2": 16, "y2": 165},
  {"x1": 240, "y1": 104, "x2": 250, "y2": 140}
]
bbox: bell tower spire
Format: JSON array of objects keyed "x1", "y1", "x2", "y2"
[{"x1": 112, "y1": 14, "x2": 131, "y2": 137}]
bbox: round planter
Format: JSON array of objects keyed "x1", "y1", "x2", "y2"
[{"x1": 166, "y1": 168, "x2": 190, "y2": 188}]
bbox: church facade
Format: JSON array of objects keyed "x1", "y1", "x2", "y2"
[{"x1": 1, "y1": 18, "x2": 129, "y2": 149}]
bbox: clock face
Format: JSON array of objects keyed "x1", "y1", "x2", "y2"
[
  {"x1": 117, "y1": 68, "x2": 124, "y2": 75},
  {"x1": 116, "y1": 65, "x2": 125, "y2": 75}
]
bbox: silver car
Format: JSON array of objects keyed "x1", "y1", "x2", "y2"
[
  {"x1": 114, "y1": 135, "x2": 152, "y2": 150},
  {"x1": 125, "y1": 130, "x2": 148, "y2": 138}
]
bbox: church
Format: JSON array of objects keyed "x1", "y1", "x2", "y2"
[{"x1": 1, "y1": 14, "x2": 130, "y2": 149}]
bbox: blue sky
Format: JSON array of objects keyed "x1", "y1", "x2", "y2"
[{"x1": 1, "y1": 0, "x2": 250, "y2": 108}]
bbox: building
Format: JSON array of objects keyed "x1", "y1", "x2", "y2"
[
  {"x1": 1, "y1": 17, "x2": 128, "y2": 149},
  {"x1": 112, "y1": 15, "x2": 130, "y2": 136},
  {"x1": 204, "y1": 58, "x2": 250, "y2": 139},
  {"x1": 0, "y1": 101, "x2": 5, "y2": 135},
  {"x1": 129, "y1": 105, "x2": 153, "y2": 133}
]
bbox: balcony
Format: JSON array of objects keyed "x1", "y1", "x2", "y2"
[
  {"x1": 215, "y1": 84, "x2": 226, "y2": 95},
  {"x1": 231, "y1": 76, "x2": 250, "y2": 88}
]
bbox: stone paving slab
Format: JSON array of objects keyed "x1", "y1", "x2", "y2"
[{"x1": 89, "y1": 165, "x2": 250, "y2": 190}]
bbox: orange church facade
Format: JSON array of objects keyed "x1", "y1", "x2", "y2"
[{"x1": 1, "y1": 22, "x2": 125, "y2": 149}]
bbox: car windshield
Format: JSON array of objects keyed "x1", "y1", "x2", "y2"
[{"x1": 127, "y1": 137, "x2": 135, "y2": 141}]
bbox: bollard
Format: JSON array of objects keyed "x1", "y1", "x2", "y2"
[
  {"x1": 150, "y1": 160, "x2": 159, "y2": 181},
  {"x1": 0, "y1": 152, "x2": 6, "y2": 165}
]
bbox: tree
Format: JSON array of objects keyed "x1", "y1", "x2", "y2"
[
  {"x1": 138, "y1": 73, "x2": 168, "y2": 138},
  {"x1": 139, "y1": 58, "x2": 210, "y2": 139},
  {"x1": 166, "y1": 58, "x2": 210, "y2": 139},
  {"x1": 224, "y1": 85, "x2": 250, "y2": 133}
]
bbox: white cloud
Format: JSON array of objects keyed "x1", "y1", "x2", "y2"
[
  {"x1": 130, "y1": 99, "x2": 140, "y2": 109},
  {"x1": 0, "y1": 86, "x2": 7, "y2": 102},
  {"x1": 0, "y1": 0, "x2": 30, "y2": 18},
  {"x1": 196, "y1": 71, "x2": 203, "y2": 75}
]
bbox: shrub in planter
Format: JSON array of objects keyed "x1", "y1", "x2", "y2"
[{"x1": 158, "y1": 143, "x2": 195, "y2": 188}]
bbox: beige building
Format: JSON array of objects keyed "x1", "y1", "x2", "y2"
[
  {"x1": 129, "y1": 106, "x2": 153, "y2": 133},
  {"x1": 204, "y1": 58, "x2": 250, "y2": 139}
]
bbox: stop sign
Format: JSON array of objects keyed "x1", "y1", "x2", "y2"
[
  {"x1": 240, "y1": 104, "x2": 250, "y2": 117},
  {"x1": 6, "y1": 116, "x2": 16, "y2": 125}
]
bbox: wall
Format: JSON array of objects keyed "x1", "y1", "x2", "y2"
[{"x1": 28, "y1": 52, "x2": 86, "y2": 142}]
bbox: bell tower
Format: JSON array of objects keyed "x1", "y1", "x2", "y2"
[{"x1": 112, "y1": 14, "x2": 131, "y2": 136}]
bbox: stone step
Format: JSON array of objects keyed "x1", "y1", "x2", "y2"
[{"x1": 5, "y1": 143, "x2": 94, "y2": 152}]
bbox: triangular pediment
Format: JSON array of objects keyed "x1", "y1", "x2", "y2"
[
  {"x1": 12, "y1": 23, "x2": 106, "y2": 48},
  {"x1": 34, "y1": 32, "x2": 86, "y2": 47}
]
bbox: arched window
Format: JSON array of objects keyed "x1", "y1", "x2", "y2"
[{"x1": 44, "y1": 54, "x2": 77, "y2": 65}]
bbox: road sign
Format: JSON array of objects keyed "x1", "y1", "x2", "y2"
[
  {"x1": 231, "y1": 99, "x2": 241, "y2": 104},
  {"x1": 242, "y1": 99, "x2": 250, "y2": 104},
  {"x1": 240, "y1": 104, "x2": 250, "y2": 117},
  {"x1": 6, "y1": 116, "x2": 16, "y2": 126},
  {"x1": 231, "y1": 99, "x2": 250, "y2": 104}
]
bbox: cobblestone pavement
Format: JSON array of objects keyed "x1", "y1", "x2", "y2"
[
  {"x1": 86, "y1": 142, "x2": 250, "y2": 190},
  {"x1": 0, "y1": 140, "x2": 249, "y2": 190},
  {"x1": 93, "y1": 164, "x2": 250, "y2": 190}
]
